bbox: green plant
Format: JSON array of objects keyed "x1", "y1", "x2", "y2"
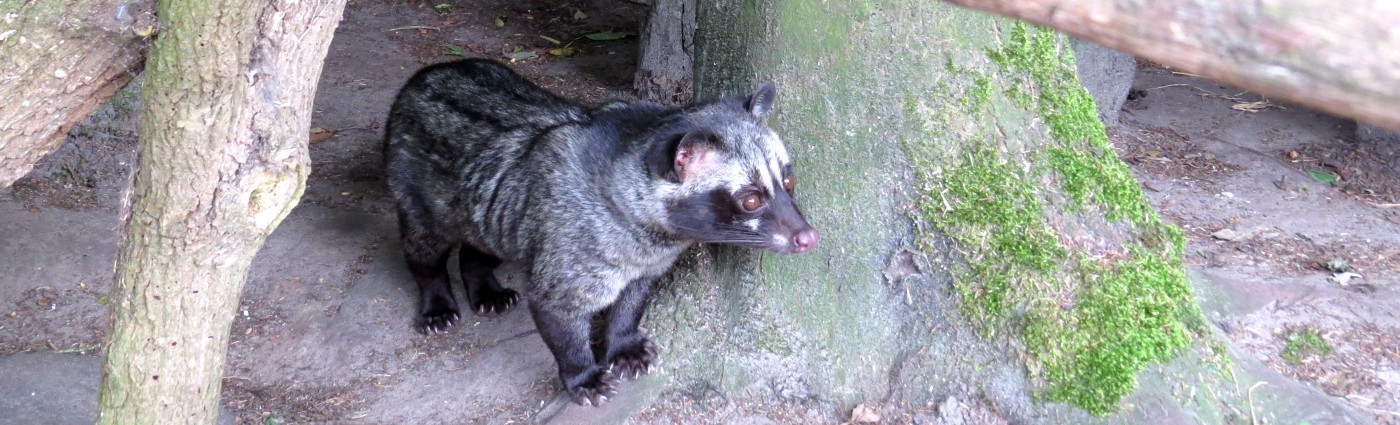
[{"x1": 1280, "y1": 327, "x2": 1330, "y2": 365}]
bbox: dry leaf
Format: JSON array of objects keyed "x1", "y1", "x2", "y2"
[
  {"x1": 1211, "y1": 228, "x2": 1253, "y2": 242},
  {"x1": 1330, "y1": 272, "x2": 1363, "y2": 285},
  {"x1": 849, "y1": 403, "x2": 880, "y2": 424},
  {"x1": 584, "y1": 31, "x2": 632, "y2": 41},
  {"x1": 310, "y1": 128, "x2": 338, "y2": 144},
  {"x1": 1231, "y1": 101, "x2": 1274, "y2": 112}
]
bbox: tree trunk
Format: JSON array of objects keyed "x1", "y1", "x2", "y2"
[
  {"x1": 644, "y1": 0, "x2": 1203, "y2": 418},
  {"x1": 632, "y1": 0, "x2": 695, "y2": 103},
  {"x1": 96, "y1": 0, "x2": 346, "y2": 423},
  {"x1": 0, "y1": 0, "x2": 155, "y2": 187},
  {"x1": 611, "y1": 0, "x2": 1364, "y2": 422},
  {"x1": 943, "y1": 0, "x2": 1400, "y2": 132}
]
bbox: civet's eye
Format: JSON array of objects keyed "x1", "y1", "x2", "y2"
[
  {"x1": 740, "y1": 193, "x2": 764, "y2": 212},
  {"x1": 782, "y1": 174, "x2": 795, "y2": 192}
]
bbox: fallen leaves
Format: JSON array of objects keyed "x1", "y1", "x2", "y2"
[
  {"x1": 1306, "y1": 169, "x2": 1340, "y2": 186},
  {"x1": 1211, "y1": 228, "x2": 1254, "y2": 242},
  {"x1": 846, "y1": 403, "x2": 880, "y2": 424},
  {"x1": 583, "y1": 31, "x2": 632, "y2": 41},
  {"x1": 504, "y1": 47, "x2": 538, "y2": 62},
  {"x1": 310, "y1": 127, "x2": 337, "y2": 144},
  {"x1": 1231, "y1": 100, "x2": 1279, "y2": 112},
  {"x1": 1330, "y1": 272, "x2": 1363, "y2": 286}
]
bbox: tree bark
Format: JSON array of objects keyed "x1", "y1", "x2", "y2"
[
  {"x1": 0, "y1": 0, "x2": 156, "y2": 187},
  {"x1": 626, "y1": 0, "x2": 1352, "y2": 421},
  {"x1": 96, "y1": 0, "x2": 346, "y2": 423},
  {"x1": 942, "y1": 0, "x2": 1400, "y2": 132},
  {"x1": 633, "y1": 0, "x2": 695, "y2": 103}
]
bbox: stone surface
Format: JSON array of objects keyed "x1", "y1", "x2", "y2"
[{"x1": 1072, "y1": 37, "x2": 1137, "y2": 127}]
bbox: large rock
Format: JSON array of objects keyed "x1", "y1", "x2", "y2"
[{"x1": 1071, "y1": 38, "x2": 1137, "y2": 127}]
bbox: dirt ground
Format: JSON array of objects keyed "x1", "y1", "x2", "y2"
[
  {"x1": 1119, "y1": 64, "x2": 1400, "y2": 423},
  {"x1": 1, "y1": 0, "x2": 1398, "y2": 423}
]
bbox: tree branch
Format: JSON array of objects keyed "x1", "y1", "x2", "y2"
[
  {"x1": 943, "y1": 0, "x2": 1400, "y2": 132},
  {"x1": 0, "y1": 0, "x2": 157, "y2": 187}
]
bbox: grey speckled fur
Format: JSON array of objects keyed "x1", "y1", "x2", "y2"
[{"x1": 383, "y1": 59, "x2": 817, "y2": 406}]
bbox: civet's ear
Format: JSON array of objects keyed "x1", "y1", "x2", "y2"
[
  {"x1": 745, "y1": 81, "x2": 777, "y2": 118},
  {"x1": 673, "y1": 130, "x2": 719, "y2": 182},
  {"x1": 649, "y1": 129, "x2": 718, "y2": 183}
]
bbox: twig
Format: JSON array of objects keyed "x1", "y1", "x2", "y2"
[
  {"x1": 387, "y1": 26, "x2": 440, "y2": 32},
  {"x1": 1147, "y1": 83, "x2": 1191, "y2": 91},
  {"x1": 1376, "y1": 203, "x2": 1400, "y2": 208},
  {"x1": 1149, "y1": 83, "x2": 1270, "y2": 105},
  {"x1": 1247, "y1": 381, "x2": 1267, "y2": 425}
]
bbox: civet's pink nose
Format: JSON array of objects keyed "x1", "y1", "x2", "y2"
[{"x1": 792, "y1": 228, "x2": 819, "y2": 253}]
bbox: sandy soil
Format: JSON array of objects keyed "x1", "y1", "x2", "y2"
[{"x1": 1, "y1": 1, "x2": 1397, "y2": 423}]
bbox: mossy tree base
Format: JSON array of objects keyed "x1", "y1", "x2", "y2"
[
  {"x1": 908, "y1": 22, "x2": 1204, "y2": 414},
  {"x1": 641, "y1": 0, "x2": 1211, "y2": 420}
]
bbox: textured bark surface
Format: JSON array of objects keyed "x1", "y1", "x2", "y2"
[
  {"x1": 0, "y1": 0, "x2": 155, "y2": 187},
  {"x1": 646, "y1": 0, "x2": 1066, "y2": 420},
  {"x1": 632, "y1": 0, "x2": 1358, "y2": 422},
  {"x1": 633, "y1": 0, "x2": 695, "y2": 103},
  {"x1": 944, "y1": 0, "x2": 1400, "y2": 132},
  {"x1": 95, "y1": 0, "x2": 346, "y2": 423}
]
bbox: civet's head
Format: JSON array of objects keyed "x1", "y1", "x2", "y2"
[{"x1": 650, "y1": 82, "x2": 818, "y2": 254}]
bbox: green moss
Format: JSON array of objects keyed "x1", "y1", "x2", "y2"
[
  {"x1": 990, "y1": 23, "x2": 1157, "y2": 226},
  {"x1": 933, "y1": 142, "x2": 1064, "y2": 320},
  {"x1": 962, "y1": 74, "x2": 994, "y2": 110},
  {"x1": 904, "y1": 21, "x2": 1202, "y2": 415},
  {"x1": 751, "y1": 318, "x2": 796, "y2": 356},
  {"x1": 1025, "y1": 245, "x2": 1197, "y2": 414},
  {"x1": 1280, "y1": 327, "x2": 1330, "y2": 365}
]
